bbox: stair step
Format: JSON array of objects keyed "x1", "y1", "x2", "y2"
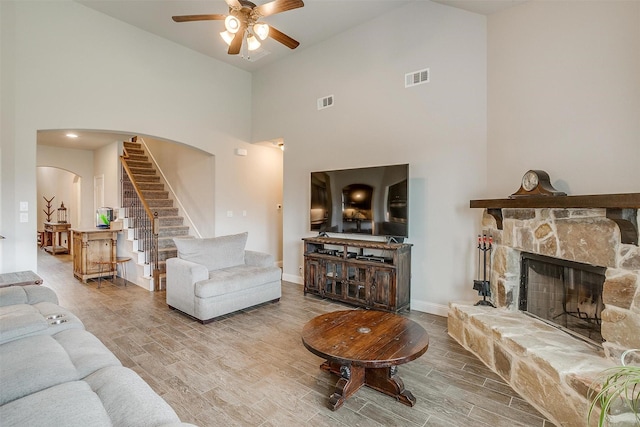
[
  {"x1": 126, "y1": 160, "x2": 153, "y2": 169},
  {"x1": 159, "y1": 226, "x2": 189, "y2": 237},
  {"x1": 158, "y1": 236, "x2": 179, "y2": 249},
  {"x1": 123, "y1": 147, "x2": 147, "y2": 160},
  {"x1": 157, "y1": 216, "x2": 184, "y2": 227},
  {"x1": 125, "y1": 207, "x2": 178, "y2": 219},
  {"x1": 124, "y1": 141, "x2": 142, "y2": 149},
  {"x1": 158, "y1": 247, "x2": 177, "y2": 261},
  {"x1": 142, "y1": 199, "x2": 174, "y2": 208},
  {"x1": 151, "y1": 207, "x2": 179, "y2": 217},
  {"x1": 125, "y1": 151, "x2": 145, "y2": 160},
  {"x1": 128, "y1": 175, "x2": 160, "y2": 183},
  {"x1": 141, "y1": 190, "x2": 169, "y2": 200},
  {"x1": 124, "y1": 147, "x2": 146, "y2": 157},
  {"x1": 135, "y1": 182, "x2": 165, "y2": 191},
  {"x1": 129, "y1": 167, "x2": 156, "y2": 175}
]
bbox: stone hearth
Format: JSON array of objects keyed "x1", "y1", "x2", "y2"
[{"x1": 449, "y1": 204, "x2": 640, "y2": 427}]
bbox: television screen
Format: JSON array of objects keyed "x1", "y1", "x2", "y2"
[{"x1": 310, "y1": 164, "x2": 408, "y2": 238}]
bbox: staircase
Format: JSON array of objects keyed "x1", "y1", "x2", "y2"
[{"x1": 120, "y1": 138, "x2": 190, "y2": 290}]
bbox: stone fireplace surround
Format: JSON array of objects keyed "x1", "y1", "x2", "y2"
[{"x1": 448, "y1": 194, "x2": 640, "y2": 426}]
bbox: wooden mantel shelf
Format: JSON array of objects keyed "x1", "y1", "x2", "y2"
[
  {"x1": 469, "y1": 193, "x2": 640, "y2": 245},
  {"x1": 470, "y1": 193, "x2": 640, "y2": 209}
]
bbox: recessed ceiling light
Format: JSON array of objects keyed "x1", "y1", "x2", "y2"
[{"x1": 66, "y1": 133, "x2": 78, "y2": 138}]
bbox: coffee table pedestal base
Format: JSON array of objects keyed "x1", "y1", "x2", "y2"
[{"x1": 321, "y1": 361, "x2": 416, "y2": 411}]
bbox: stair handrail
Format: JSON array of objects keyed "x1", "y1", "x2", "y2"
[
  {"x1": 137, "y1": 137, "x2": 202, "y2": 238},
  {"x1": 120, "y1": 156, "x2": 158, "y2": 229}
]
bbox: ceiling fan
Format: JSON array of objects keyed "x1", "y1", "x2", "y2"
[{"x1": 172, "y1": 0, "x2": 304, "y2": 55}]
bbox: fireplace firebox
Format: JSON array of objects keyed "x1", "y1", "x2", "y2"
[{"x1": 519, "y1": 253, "x2": 606, "y2": 345}]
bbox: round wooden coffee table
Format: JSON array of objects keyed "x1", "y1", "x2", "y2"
[{"x1": 301, "y1": 309, "x2": 429, "y2": 411}]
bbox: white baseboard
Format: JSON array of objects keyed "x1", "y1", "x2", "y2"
[
  {"x1": 409, "y1": 299, "x2": 449, "y2": 317},
  {"x1": 282, "y1": 273, "x2": 303, "y2": 285}
]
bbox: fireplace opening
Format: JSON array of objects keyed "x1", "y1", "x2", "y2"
[{"x1": 519, "y1": 253, "x2": 606, "y2": 346}]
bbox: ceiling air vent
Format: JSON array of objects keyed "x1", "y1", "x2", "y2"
[
  {"x1": 405, "y1": 68, "x2": 430, "y2": 88},
  {"x1": 317, "y1": 95, "x2": 334, "y2": 110}
]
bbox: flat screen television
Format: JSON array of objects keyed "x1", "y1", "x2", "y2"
[{"x1": 310, "y1": 164, "x2": 408, "y2": 239}]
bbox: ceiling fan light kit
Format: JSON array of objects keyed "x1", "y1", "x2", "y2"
[
  {"x1": 246, "y1": 35, "x2": 261, "y2": 51},
  {"x1": 172, "y1": 0, "x2": 303, "y2": 57},
  {"x1": 253, "y1": 23, "x2": 270, "y2": 40},
  {"x1": 224, "y1": 15, "x2": 241, "y2": 33}
]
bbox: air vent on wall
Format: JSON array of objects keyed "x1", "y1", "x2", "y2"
[
  {"x1": 405, "y1": 68, "x2": 430, "y2": 88},
  {"x1": 317, "y1": 95, "x2": 334, "y2": 110}
]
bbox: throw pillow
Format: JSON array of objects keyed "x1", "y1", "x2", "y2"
[{"x1": 173, "y1": 232, "x2": 247, "y2": 271}]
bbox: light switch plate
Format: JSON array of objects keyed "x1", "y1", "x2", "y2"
[{"x1": 20, "y1": 202, "x2": 28, "y2": 212}]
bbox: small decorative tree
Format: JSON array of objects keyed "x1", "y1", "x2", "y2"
[{"x1": 42, "y1": 196, "x2": 55, "y2": 222}]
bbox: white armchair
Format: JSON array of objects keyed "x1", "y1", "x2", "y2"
[{"x1": 166, "y1": 232, "x2": 282, "y2": 323}]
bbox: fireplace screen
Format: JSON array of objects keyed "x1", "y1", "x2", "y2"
[{"x1": 519, "y1": 253, "x2": 606, "y2": 345}]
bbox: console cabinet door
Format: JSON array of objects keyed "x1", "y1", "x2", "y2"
[
  {"x1": 323, "y1": 261, "x2": 345, "y2": 299},
  {"x1": 369, "y1": 267, "x2": 395, "y2": 311},
  {"x1": 345, "y1": 264, "x2": 368, "y2": 304},
  {"x1": 304, "y1": 258, "x2": 322, "y2": 294}
]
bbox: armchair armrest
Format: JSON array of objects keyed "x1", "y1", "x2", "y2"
[
  {"x1": 166, "y1": 258, "x2": 208, "y2": 315},
  {"x1": 244, "y1": 250, "x2": 275, "y2": 268}
]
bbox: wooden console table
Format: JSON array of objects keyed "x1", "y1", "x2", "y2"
[
  {"x1": 43, "y1": 222, "x2": 71, "y2": 255},
  {"x1": 302, "y1": 237, "x2": 412, "y2": 312},
  {"x1": 71, "y1": 229, "x2": 117, "y2": 283}
]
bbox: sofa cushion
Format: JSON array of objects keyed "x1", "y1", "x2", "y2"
[
  {"x1": 0, "y1": 302, "x2": 84, "y2": 345},
  {"x1": 194, "y1": 265, "x2": 282, "y2": 299},
  {"x1": 0, "y1": 380, "x2": 113, "y2": 427},
  {"x1": 174, "y1": 232, "x2": 247, "y2": 271},
  {"x1": 0, "y1": 329, "x2": 121, "y2": 405},
  {"x1": 0, "y1": 285, "x2": 58, "y2": 307},
  {"x1": 84, "y1": 366, "x2": 185, "y2": 426}
]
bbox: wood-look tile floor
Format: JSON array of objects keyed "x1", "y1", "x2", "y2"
[{"x1": 37, "y1": 251, "x2": 556, "y2": 427}]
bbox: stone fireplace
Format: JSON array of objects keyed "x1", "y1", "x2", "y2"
[{"x1": 448, "y1": 195, "x2": 640, "y2": 427}]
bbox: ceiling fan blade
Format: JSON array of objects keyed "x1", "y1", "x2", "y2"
[
  {"x1": 225, "y1": 0, "x2": 242, "y2": 8},
  {"x1": 172, "y1": 14, "x2": 226, "y2": 22},
  {"x1": 268, "y1": 26, "x2": 300, "y2": 49},
  {"x1": 255, "y1": 0, "x2": 304, "y2": 17},
  {"x1": 228, "y1": 24, "x2": 246, "y2": 54}
]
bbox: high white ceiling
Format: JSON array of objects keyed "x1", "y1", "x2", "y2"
[
  {"x1": 75, "y1": 0, "x2": 526, "y2": 73},
  {"x1": 41, "y1": 0, "x2": 525, "y2": 150}
]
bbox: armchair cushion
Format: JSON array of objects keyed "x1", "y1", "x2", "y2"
[{"x1": 173, "y1": 232, "x2": 247, "y2": 271}]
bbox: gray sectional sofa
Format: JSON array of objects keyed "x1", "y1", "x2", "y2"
[
  {"x1": 167, "y1": 232, "x2": 282, "y2": 323},
  {"x1": 0, "y1": 285, "x2": 194, "y2": 427}
]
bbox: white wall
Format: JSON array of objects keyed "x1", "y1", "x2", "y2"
[
  {"x1": 487, "y1": 0, "x2": 640, "y2": 196},
  {"x1": 143, "y1": 137, "x2": 216, "y2": 238},
  {"x1": 36, "y1": 167, "x2": 76, "y2": 229},
  {"x1": 94, "y1": 142, "x2": 120, "y2": 214},
  {"x1": 252, "y1": 1, "x2": 488, "y2": 314},
  {"x1": 0, "y1": 0, "x2": 280, "y2": 273}
]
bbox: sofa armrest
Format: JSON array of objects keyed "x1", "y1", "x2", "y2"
[
  {"x1": 244, "y1": 250, "x2": 275, "y2": 268},
  {"x1": 166, "y1": 258, "x2": 208, "y2": 315}
]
